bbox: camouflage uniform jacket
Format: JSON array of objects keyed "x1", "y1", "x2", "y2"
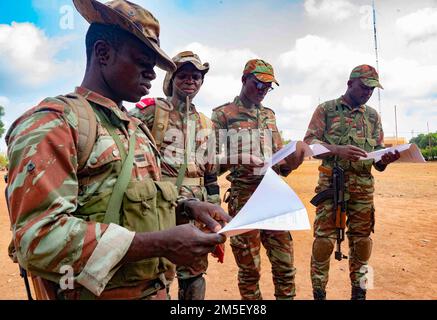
[
  {"x1": 130, "y1": 98, "x2": 218, "y2": 202},
  {"x1": 212, "y1": 96, "x2": 289, "y2": 189},
  {"x1": 5, "y1": 87, "x2": 165, "y2": 297},
  {"x1": 304, "y1": 96, "x2": 384, "y2": 195}
]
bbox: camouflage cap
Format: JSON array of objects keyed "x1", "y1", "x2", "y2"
[
  {"x1": 243, "y1": 59, "x2": 279, "y2": 86},
  {"x1": 73, "y1": 0, "x2": 176, "y2": 72},
  {"x1": 349, "y1": 64, "x2": 383, "y2": 89},
  {"x1": 163, "y1": 51, "x2": 210, "y2": 97}
]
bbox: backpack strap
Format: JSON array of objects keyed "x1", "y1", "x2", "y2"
[
  {"x1": 56, "y1": 93, "x2": 97, "y2": 172},
  {"x1": 151, "y1": 98, "x2": 173, "y2": 149}
]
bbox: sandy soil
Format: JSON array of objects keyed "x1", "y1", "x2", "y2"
[{"x1": 1, "y1": 162, "x2": 436, "y2": 300}]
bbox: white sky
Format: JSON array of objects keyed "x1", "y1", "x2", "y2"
[{"x1": 1, "y1": 0, "x2": 436, "y2": 153}]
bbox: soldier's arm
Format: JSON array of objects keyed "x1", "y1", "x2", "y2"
[
  {"x1": 304, "y1": 104, "x2": 329, "y2": 148},
  {"x1": 6, "y1": 108, "x2": 134, "y2": 297},
  {"x1": 211, "y1": 110, "x2": 229, "y2": 176},
  {"x1": 372, "y1": 113, "x2": 400, "y2": 171},
  {"x1": 203, "y1": 120, "x2": 222, "y2": 205}
]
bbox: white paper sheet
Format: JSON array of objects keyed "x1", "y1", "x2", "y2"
[
  {"x1": 218, "y1": 168, "x2": 311, "y2": 237},
  {"x1": 261, "y1": 141, "x2": 329, "y2": 174},
  {"x1": 360, "y1": 143, "x2": 426, "y2": 163}
]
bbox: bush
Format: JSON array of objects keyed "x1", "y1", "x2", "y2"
[
  {"x1": 420, "y1": 147, "x2": 437, "y2": 161},
  {"x1": 0, "y1": 153, "x2": 8, "y2": 170}
]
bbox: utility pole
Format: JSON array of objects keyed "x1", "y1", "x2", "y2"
[
  {"x1": 373, "y1": 0, "x2": 382, "y2": 116},
  {"x1": 394, "y1": 105, "x2": 398, "y2": 146}
]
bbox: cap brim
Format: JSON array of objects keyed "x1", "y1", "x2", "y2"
[
  {"x1": 73, "y1": 0, "x2": 176, "y2": 72},
  {"x1": 254, "y1": 73, "x2": 279, "y2": 86},
  {"x1": 163, "y1": 60, "x2": 209, "y2": 97},
  {"x1": 176, "y1": 60, "x2": 209, "y2": 73},
  {"x1": 361, "y1": 78, "x2": 384, "y2": 89}
]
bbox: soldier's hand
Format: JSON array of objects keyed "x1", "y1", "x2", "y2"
[
  {"x1": 379, "y1": 150, "x2": 400, "y2": 166},
  {"x1": 183, "y1": 200, "x2": 232, "y2": 233},
  {"x1": 164, "y1": 224, "x2": 226, "y2": 266},
  {"x1": 284, "y1": 141, "x2": 306, "y2": 170},
  {"x1": 334, "y1": 145, "x2": 367, "y2": 161}
]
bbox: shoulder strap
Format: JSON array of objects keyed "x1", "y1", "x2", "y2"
[
  {"x1": 56, "y1": 93, "x2": 97, "y2": 171},
  {"x1": 151, "y1": 98, "x2": 172, "y2": 149}
]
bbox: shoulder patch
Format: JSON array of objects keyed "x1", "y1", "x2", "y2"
[
  {"x1": 263, "y1": 106, "x2": 276, "y2": 115},
  {"x1": 136, "y1": 98, "x2": 156, "y2": 110},
  {"x1": 213, "y1": 102, "x2": 231, "y2": 112}
]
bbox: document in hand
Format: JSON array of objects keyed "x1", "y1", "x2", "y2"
[
  {"x1": 260, "y1": 141, "x2": 330, "y2": 174},
  {"x1": 360, "y1": 143, "x2": 426, "y2": 163},
  {"x1": 218, "y1": 167, "x2": 311, "y2": 237}
]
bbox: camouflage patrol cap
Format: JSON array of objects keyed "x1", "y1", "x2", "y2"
[
  {"x1": 243, "y1": 59, "x2": 279, "y2": 86},
  {"x1": 73, "y1": 0, "x2": 176, "y2": 72},
  {"x1": 163, "y1": 51, "x2": 210, "y2": 97},
  {"x1": 349, "y1": 64, "x2": 383, "y2": 89}
]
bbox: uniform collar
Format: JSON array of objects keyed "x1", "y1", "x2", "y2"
[
  {"x1": 234, "y1": 96, "x2": 263, "y2": 113},
  {"x1": 339, "y1": 96, "x2": 366, "y2": 113},
  {"x1": 172, "y1": 97, "x2": 198, "y2": 114},
  {"x1": 75, "y1": 86, "x2": 131, "y2": 123}
]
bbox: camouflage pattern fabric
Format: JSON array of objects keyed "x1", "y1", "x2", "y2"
[
  {"x1": 304, "y1": 97, "x2": 384, "y2": 290},
  {"x1": 130, "y1": 98, "x2": 219, "y2": 282},
  {"x1": 6, "y1": 87, "x2": 168, "y2": 299},
  {"x1": 73, "y1": 0, "x2": 175, "y2": 72},
  {"x1": 349, "y1": 64, "x2": 383, "y2": 89},
  {"x1": 212, "y1": 96, "x2": 296, "y2": 300},
  {"x1": 243, "y1": 59, "x2": 279, "y2": 85}
]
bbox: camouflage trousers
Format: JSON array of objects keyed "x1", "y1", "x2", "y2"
[
  {"x1": 229, "y1": 188, "x2": 296, "y2": 300},
  {"x1": 311, "y1": 173, "x2": 375, "y2": 291}
]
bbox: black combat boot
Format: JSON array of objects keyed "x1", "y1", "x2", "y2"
[
  {"x1": 351, "y1": 286, "x2": 367, "y2": 300},
  {"x1": 178, "y1": 275, "x2": 206, "y2": 300},
  {"x1": 313, "y1": 288, "x2": 326, "y2": 300}
]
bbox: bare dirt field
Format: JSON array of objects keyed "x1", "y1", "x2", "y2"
[{"x1": 1, "y1": 161, "x2": 436, "y2": 300}]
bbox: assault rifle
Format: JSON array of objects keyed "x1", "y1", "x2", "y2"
[{"x1": 310, "y1": 165, "x2": 348, "y2": 261}]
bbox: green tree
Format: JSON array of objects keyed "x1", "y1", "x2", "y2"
[
  {"x1": 410, "y1": 132, "x2": 437, "y2": 161},
  {"x1": 0, "y1": 153, "x2": 8, "y2": 170},
  {"x1": 410, "y1": 132, "x2": 437, "y2": 149},
  {"x1": 0, "y1": 105, "x2": 4, "y2": 139}
]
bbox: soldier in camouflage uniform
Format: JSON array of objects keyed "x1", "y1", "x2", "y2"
[
  {"x1": 5, "y1": 0, "x2": 229, "y2": 300},
  {"x1": 304, "y1": 65, "x2": 400, "y2": 300},
  {"x1": 130, "y1": 51, "x2": 221, "y2": 300},
  {"x1": 212, "y1": 59, "x2": 304, "y2": 300}
]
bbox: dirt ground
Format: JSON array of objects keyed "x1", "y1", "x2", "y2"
[{"x1": 1, "y1": 161, "x2": 436, "y2": 300}]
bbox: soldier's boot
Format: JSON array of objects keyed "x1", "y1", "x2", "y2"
[
  {"x1": 178, "y1": 275, "x2": 206, "y2": 300},
  {"x1": 351, "y1": 286, "x2": 367, "y2": 300},
  {"x1": 313, "y1": 288, "x2": 326, "y2": 300}
]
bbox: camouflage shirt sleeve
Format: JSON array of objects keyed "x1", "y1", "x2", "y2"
[
  {"x1": 6, "y1": 104, "x2": 134, "y2": 296},
  {"x1": 211, "y1": 108, "x2": 228, "y2": 176},
  {"x1": 373, "y1": 111, "x2": 385, "y2": 151},
  {"x1": 304, "y1": 104, "x2": 327, "y2": 145},
  {"x1": 129, "y1": 104, "x2": 156, "y2": 131}
]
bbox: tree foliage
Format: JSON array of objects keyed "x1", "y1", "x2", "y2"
[
  {"x1": 410, "y1": 132, "x2": 437, "y2": 160},
  {"x1": 0, "y1": 105, "x2": 4, "y2": 139}
]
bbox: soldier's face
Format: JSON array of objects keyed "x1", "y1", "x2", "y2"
[
  {"x1": 172, "y1": 64, "x2": 204, "y2": 100},
  {"x1": 103, "y1": 37, "x2": 157, "y2": 103},
  {"x1": 242, "y1": 74, "x2": 271, "y2": 105},
  {"x1": 347, "y1": 79, "x2": 374, "y2": 106}
]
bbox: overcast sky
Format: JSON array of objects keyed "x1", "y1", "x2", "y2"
[{"x1": 1, "y1": 0, "x2": 436, "y2": 152}]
